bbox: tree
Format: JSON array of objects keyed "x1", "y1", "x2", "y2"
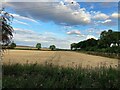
[
  {"x1": 76, "y1": 38, "x2": 98, "y2": 50},
  {"x1": 36, "y1": 43, "x2": 41, "y2": 50},
  {"x1": 49, "y1": 45, "x2": 56, "y2": 51},
  {"x1": 0, "y1": 8, "x2": 14, "y2": 47},
  {"x1": 9, "y1": 42, "x2": 16, "y2": 49},
  {"x1": 70, "y1": 43, "x2": 77, "y2": 50},
  {"x1": 98, "y1": 29, "x2": 120, "y2": 48}
]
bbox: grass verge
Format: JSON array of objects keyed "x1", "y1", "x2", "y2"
[
  {"x1": 75, "y1": 51, "x2": 120, "y2": 59},
  {"x1": 3, "y1": 63, "x2": 119, "y2": 88}
]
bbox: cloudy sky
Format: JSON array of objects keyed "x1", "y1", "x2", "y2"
[{"x1": 2, "y1": 0, "x2": 119, "y2": 49}]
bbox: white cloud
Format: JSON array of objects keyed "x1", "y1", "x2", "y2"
[
  {"x1": 86, "y1": 28, "x2": 95, "y2": 33},
  {"x1": 13, "y1": 28, "x2": 89, "y2": 49},
  {"x1": 13, "y1": 19, "x2": 29, "y2": 26},
  {"x1": 11, "y1": 13, "x2": 39, "y2": 23},
  {"x1": 92, "y1": 12, "x2": 109, "y2": 20},
  {"x1": 67, "y1": 30, "x2": 81, "y2": 35},
  {"x1": 86, "y1": 35, "x2": 96, "y2": 40},
  {"x1": 14, "y1": 28, "x2": 37, "y2": 35},
  {"x1": 5, "y1": 1, "x2": 91, "y2": 26},
  {"x1": 13, "y1": 28, "x2": 72, "y2": 49},
  {"x1": 101, "y1": 19, "x2": 117, "y2": 26},
  {"x1": 111, "y1": 12, "x2": 120, "y2": 19},
  {"x1": 5, "y1": 2, "x2": 117, "y2": 27},
  {"x1": 90, "y1": 5, "x2": 94, "y2": 9},
  {"x1": 102, "y1": 19, "x2": 112, "y2": 23}
]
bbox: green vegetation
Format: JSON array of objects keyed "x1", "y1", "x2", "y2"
[
  {"x1": 9, "y1": 42, "x2": 16, "y2": 49},
  {"x1": 71, "y1": 29, "x2": 120, "y2": 58},
  {"x1": 3, "y1": 63, "x2": 119, "y2": 88},
  {"x1": 1, "y1": 8, "x2": 14, "y2": 46},
  {"x1": 49, "y1": 45, "x2": 56, "y2": 51},
  {"x1": 36, "y1": 43, "x2": 41, "y2": 50}
]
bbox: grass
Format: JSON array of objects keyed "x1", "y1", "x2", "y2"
[
  {"x1": 3, "y1": 63, "x2": 119, "y2": 88},
  {"x1": 75, "y1": 51, "x2": 120, "y2": 59}
]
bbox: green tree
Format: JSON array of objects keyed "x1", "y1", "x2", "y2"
[
  {"x1": 70, "y1": 43, "x2": 77, "y2": 50},
  {"x1": 49, "y1": 45, "x2": 56, "y2": 51},
  {"x1": 36, "y1": 43, "x2": 41, "y2": 50},
  {"x1": 9, "y1": 42, "x2": 16, "y2": 49},
  {"x1": 98, "y1": 29, "x2": 120, "y2": 48},
  {"x1": 0, "y1": 8, "x2": 14, "y2": 47},
  {"x1": 76, "y1": 38, "x2": 98, "y2": 50}
]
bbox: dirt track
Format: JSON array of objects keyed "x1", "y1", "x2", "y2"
[{"x1": 3, "y1": 50, "x2": 118, "y2": 68}]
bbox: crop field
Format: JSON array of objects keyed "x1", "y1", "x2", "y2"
[
  {"x1": 2, "y1": 50, "x2": 119, "y2": 88},
  {"x1": 3, "y1": 50, "x2": 118, "y2": 68}
]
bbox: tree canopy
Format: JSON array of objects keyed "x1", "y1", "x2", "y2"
[
  {"x1": 70, "y1": 29, "x2": 120, "y2": 53},
  {"x1": 98, "y1": 30, "x2": 120, "y2": 48},
  {"x1": 0, "y1": 8, "x2": 14, "y2": 46},
  {"x1": 36, "y1": 43, "x2": 41, "y2": 50},
  {"x1": 9, "y1": 42, "x2": 16, "y2": 49},
  {"x1": 71, "y1": 38, "x2": 98, "y2": 50},
  {"x1": 49, "y1": 45, "x2": 56, "y2": 51}
]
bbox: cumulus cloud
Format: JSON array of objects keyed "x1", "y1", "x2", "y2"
[
  {"x1": 101, "y1": 19, "x2": 117, "y2": 26},
  {"x1": 13, "y1": 28, "x2": 71, "y2": 49},
  {"x1": 92, "y1": 12, "x2": 109, "y2": 20},
  {"x1": 102, "y1": 19, "x2": 112, "y2": 23},
  {"x1": 86, "y1": 28, "x2": 95, "y2": 33},
  {"x1": 67, "y1": 30, "x2": 81, "y2": 35},
  {"x1": 86, "y1": 35, "x2": 96, "y2": 40},
  {"x1": 4, "y1": 1, "x2": 91, "y2": 26},
  {"x1": 13, "y1": 28, "x2": 88, "y2": 49},
  {"x1": 90, "y1": 5, "x2": 94, "y2": 9},
  {"x1": 111, "y1": 12, "x2": 120, "y2": 19},
  {"x1": 4, "y1": 1, "x2": 118, "y2": 27}
]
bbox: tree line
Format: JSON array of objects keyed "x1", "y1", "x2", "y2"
[
  {"x1": 71, "y1": 30, "x2": 120, "y2": 53},
  {"x1": 36, "y1": 43, "x2": 56, "y2": 51},
  {"x1": 4, "y1": 42, "x2": 56, "y2": 51}
]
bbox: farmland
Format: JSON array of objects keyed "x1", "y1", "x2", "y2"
[
  {"x1": 3, "y1": 50, "x2": 118, "y2": 68},
  {"x1": 1, "y1": 1, "x2": 120, "y2": 88},
  {"x1": 2, "y1": 50, "x2": 119, "y2": 88}
]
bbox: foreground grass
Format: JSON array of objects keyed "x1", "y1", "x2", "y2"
[{"x1": 3, "y1": 63, "x2": 119, "y2": 88}]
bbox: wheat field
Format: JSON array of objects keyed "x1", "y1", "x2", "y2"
[{"x1": 3, "y1": 50, "x2": 118, "y2": 68}]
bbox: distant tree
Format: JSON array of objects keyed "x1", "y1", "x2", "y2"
[
  {"x1": 9, "y1": 42, "x2": 16, "y2": 49},
  {"x1": 36, "y1": 43, "x2": 41, "y2": 50},
  {"x1": 0, "y1": 8, "x2": 14, "y2": 47},
  {"x1": 49, "y1": 45, "x2": 56, "y2": 51},
  {"x1": 70, "y1": 43, "x2": 77, "y2": 50}
]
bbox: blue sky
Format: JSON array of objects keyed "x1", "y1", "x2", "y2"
[{"x1": 2, "y1": 0, "x2": 119, "y2": 49}]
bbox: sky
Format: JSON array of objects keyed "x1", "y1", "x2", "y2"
[{"x1": 1, "y1": 0, "x2": 119, "y2": 49}]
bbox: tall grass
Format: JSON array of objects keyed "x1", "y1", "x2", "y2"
[{"x1": 3, "y1": 63, "x2": 119, "y2": 88}]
